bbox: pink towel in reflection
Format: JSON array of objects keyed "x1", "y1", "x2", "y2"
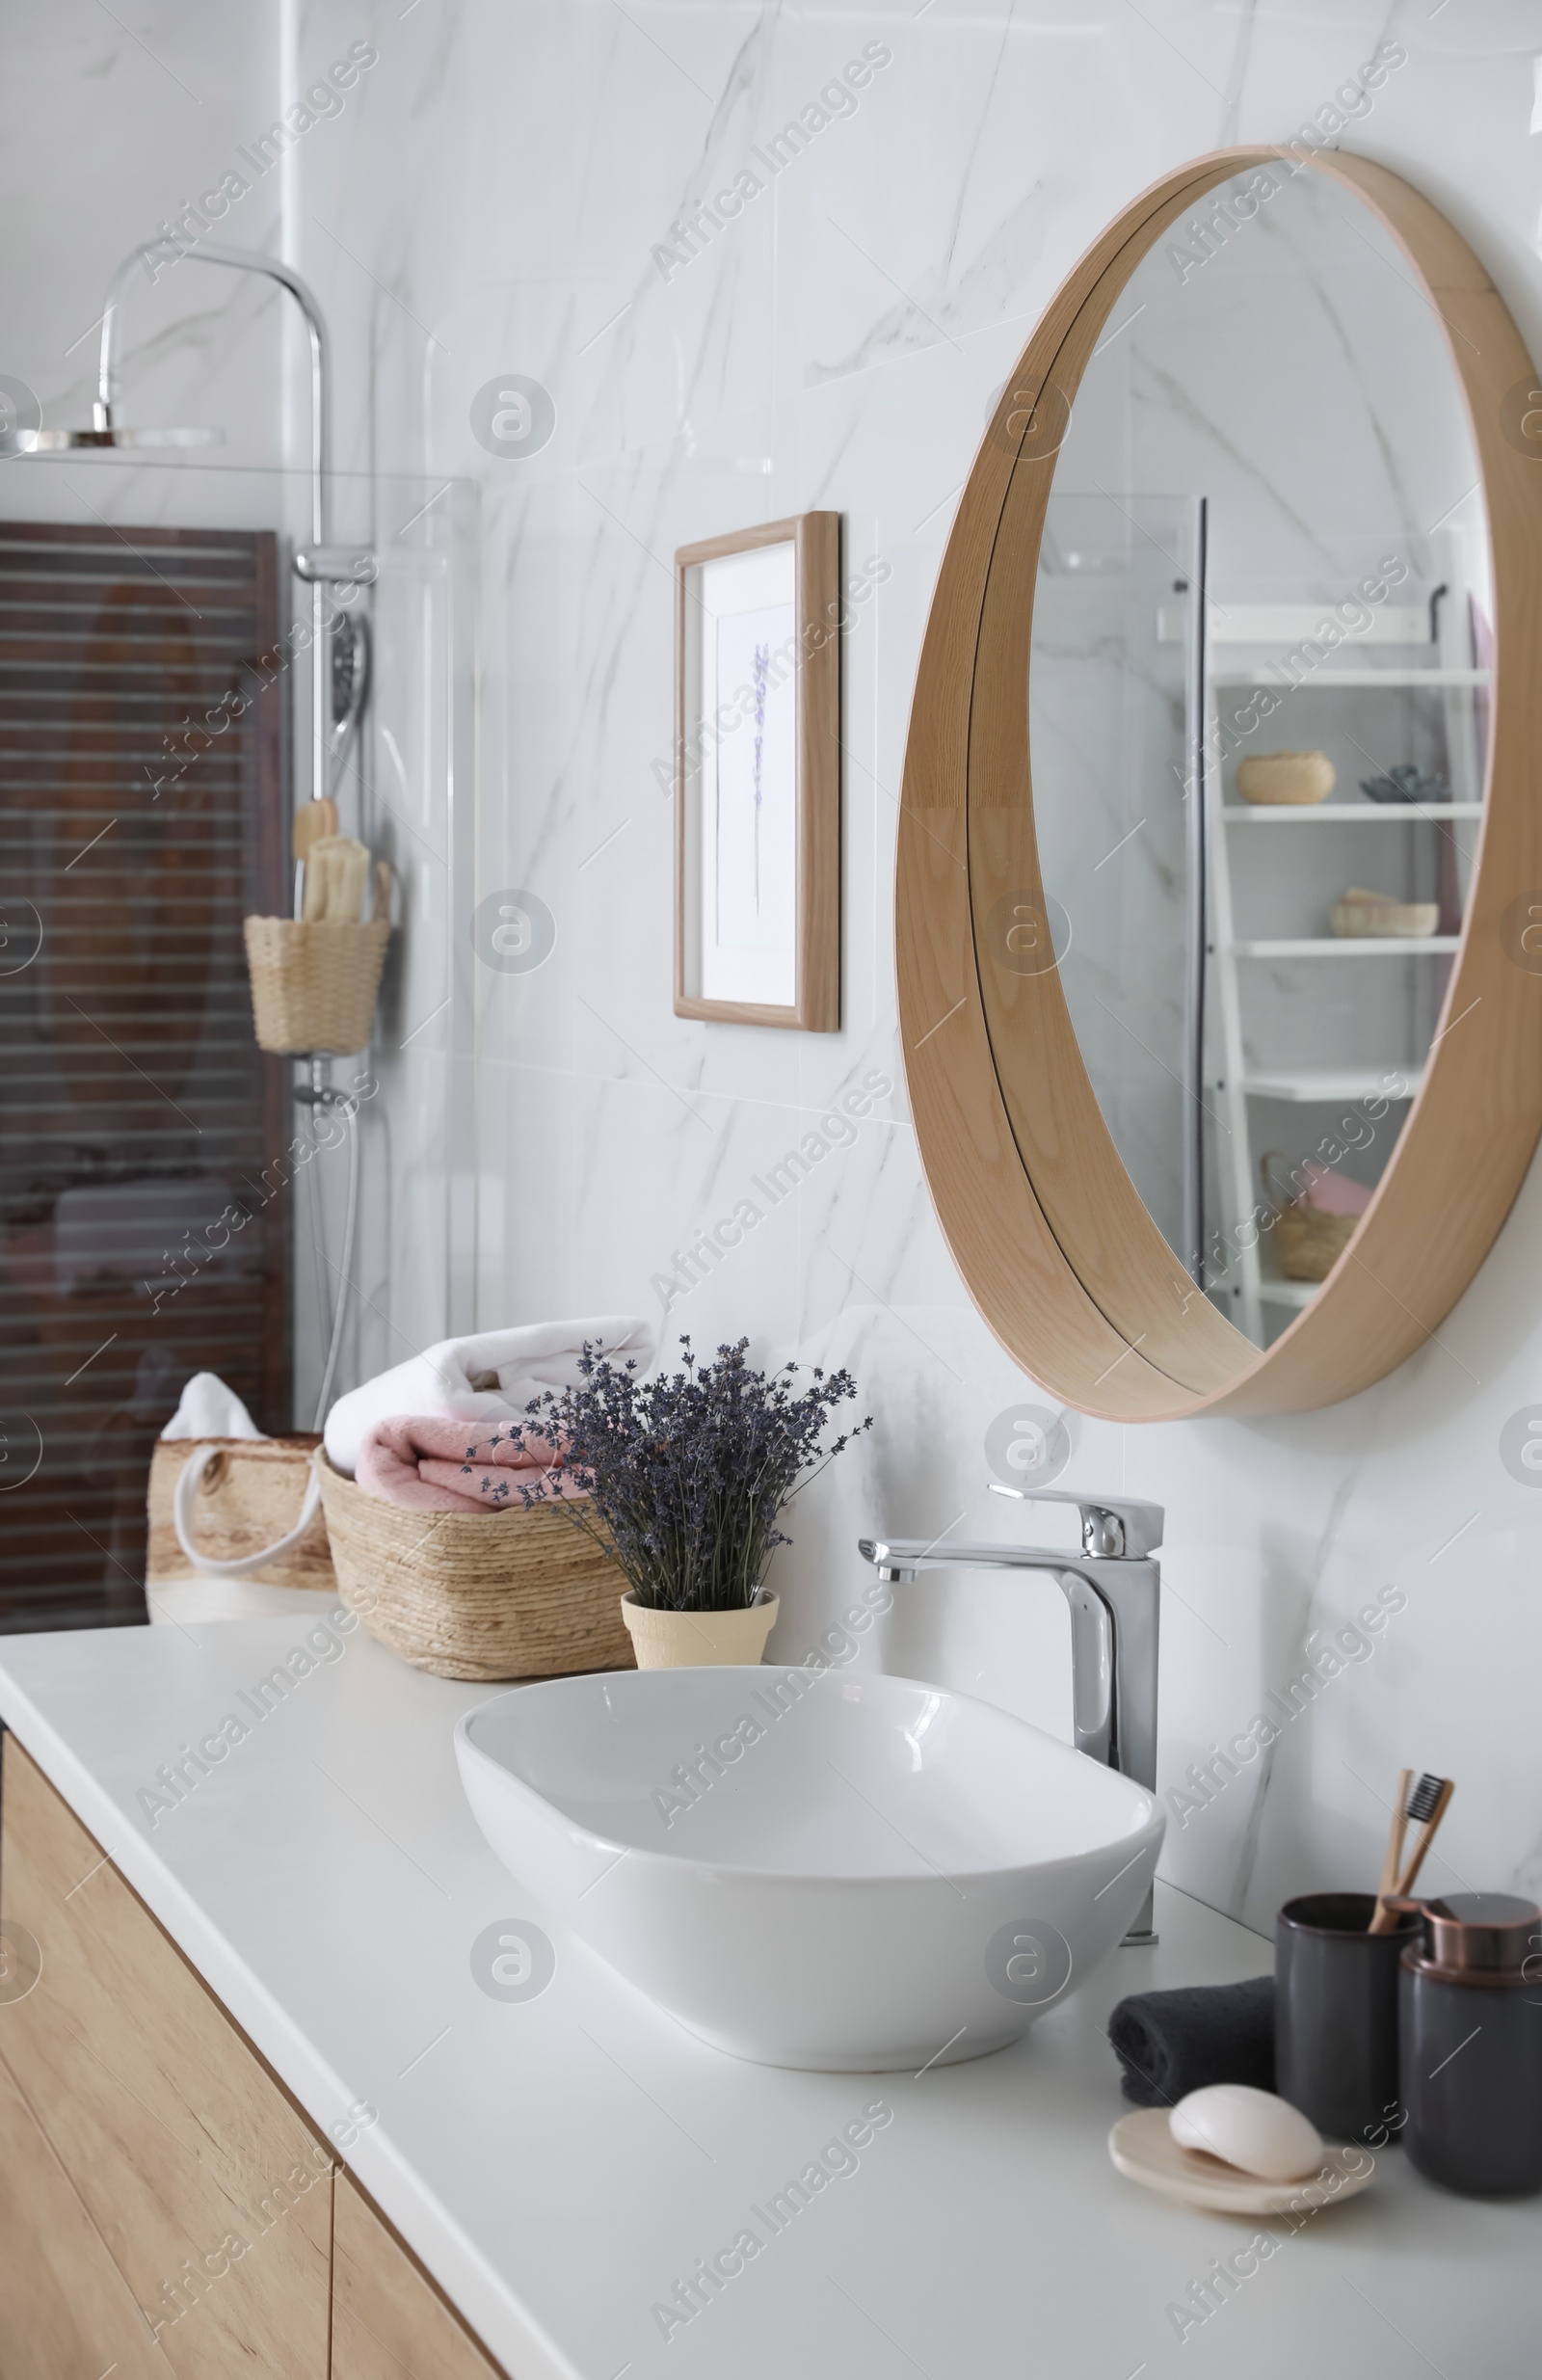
[
  {"x1": 356, "y1": 1414, "x2": 580, "y2": 1513},
  {"x1": 1296, "y1": 1161, "x2": 1372, "y2": 1217}
]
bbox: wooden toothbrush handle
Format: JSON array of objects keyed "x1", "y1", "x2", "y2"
[
  {"x1": 1378, "y1": 1769, "x2": 1412, "y2": 1897},
  {"x1": 1368, "y1": 1769, "x2": 1413, "y2": 1933}
]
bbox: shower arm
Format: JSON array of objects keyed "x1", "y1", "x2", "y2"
[{"x1": 95, "y1": 241, "x2": 333, "y2": 800}]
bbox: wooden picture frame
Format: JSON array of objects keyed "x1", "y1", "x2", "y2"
[
  {"x1": 896, "y1": 147, "x2": 1542, "y2": 1419},
  {"x1": 674, "y1": 512, "x2": 840, "y2": 1030}
]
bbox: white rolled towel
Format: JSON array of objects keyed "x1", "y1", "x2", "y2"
[
  {"x1": 322, "y1": 1316, "x2": 654, "y2": 1477},
  {"x1": 160, "y1": 1371, "x2": 265, "y2": 1441}
]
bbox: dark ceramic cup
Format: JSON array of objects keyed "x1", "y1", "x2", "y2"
[{"x1": 1276, "y1": 1891, "x2": 1423, "y2": 2143}]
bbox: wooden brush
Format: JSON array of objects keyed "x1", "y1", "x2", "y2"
[
  {"x1": 1369, "y1": 1771, "x2": 1454, "y2": 1931},
  {"x1": 302, "y1": 835, "x2": 371, "y2": 923},
  {"x1": 292, "y1": 797, "x2": 338, "y2": 919},
  {"x1": 292, "y1": 796, "x2": 338, "y2": 863}
]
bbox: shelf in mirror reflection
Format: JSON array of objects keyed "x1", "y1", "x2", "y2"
[
  {"x1": 1237, "y1": 1066, "x2": 1422, "y2": 1103},
  {"x1": 1210, "y1": 667, "x2": 1490, "y2": 688},
  {"x1": 1231, "y1": 936, "x2": 1460, "y2": 956},
  {"x1": 1224, "y1": 803, "x2": 1482, "y2": 823},
  {"x1": 1258, "y1": 1278, "x2": 1323, "y2": 1309},
  {"x1": 1158, "y1": 602, "x2": 1435, "y2": 647}
]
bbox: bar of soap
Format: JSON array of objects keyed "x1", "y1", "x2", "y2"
[{"x1": 1169, "y1": 2085, "x2": 1323, "y2": 2181}]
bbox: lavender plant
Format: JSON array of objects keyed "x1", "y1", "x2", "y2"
[{"x1": 520, "y1": 1338, "x2": 872, "y2": 1612}]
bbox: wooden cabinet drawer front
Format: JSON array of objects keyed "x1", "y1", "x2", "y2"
[
  {"x1": 333, "y1": 2172, "x2": 507, "y2": 2380},
  {"x1": 0, "y1": 1737, "x2": 332, "y2": 2377},
  {"x1": 0, "y1": 2049, "x2": 169, "y2": 2380}
]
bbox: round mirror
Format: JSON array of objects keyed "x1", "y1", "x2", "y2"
[
  {"x1": 898, "y1": 148, "x2": 1542, "y2": 1419},
  {"x1": 1031, "y1": 161, "x2": 1490, "y2": 1351}
]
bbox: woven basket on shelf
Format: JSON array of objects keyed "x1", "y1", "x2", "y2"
[
  {"x1": 1262, "y1": 1153, "x2": 1358, "y2": 1284},
  {"x1": 1236, "y1": 750, "x2": 1335, "y2": 807},
  {"x1": 1328, "y1": 892, "x2": 1439, "y2": 940},
  {"x1": 312, "y1": 1452, "x2": 633, "y2": 1682},
  {"x1": 243, "y1": 917, "x2": 389, "y2": 1056}
]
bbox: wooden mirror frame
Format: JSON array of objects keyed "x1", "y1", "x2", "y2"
[{"x1": 897, "y1": 147, "x2": 1542, "y2": 1420}]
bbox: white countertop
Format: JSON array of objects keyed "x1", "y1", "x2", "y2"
[{"x1": 0, "y1": 1616, "x2": 1532, "y2": 2379}]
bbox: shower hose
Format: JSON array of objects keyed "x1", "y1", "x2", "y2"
[
  {"x1": 309, "y1": 606, "x2": 372, "y2": 1431},
  {"x1": 312, "y1": 1085, "x2": 359, "y2": 1430}
]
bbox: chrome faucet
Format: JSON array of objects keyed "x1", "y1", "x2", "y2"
[{"x1": 858, "y1": 1486, "x2": 1162, "y2": 1944}]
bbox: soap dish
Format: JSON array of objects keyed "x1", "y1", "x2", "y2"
[{"x1": 1107, "y1": 2110, "x2": 1374, "y2": 2215}]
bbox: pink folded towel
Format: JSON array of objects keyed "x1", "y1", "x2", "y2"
[
  {"x1": 356, "y1": 1415, "x2": 578, "y2": 1513},
  {"x1": 1296, "y1": 1160, "x2": 1372, "y2": 1217}
]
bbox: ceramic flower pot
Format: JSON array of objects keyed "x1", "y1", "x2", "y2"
[{"x1": 619, "y1": 1591, "x2": 779, "y2": 1670}]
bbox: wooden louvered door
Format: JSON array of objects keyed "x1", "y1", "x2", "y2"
[{"x1": 0, "y1": 521, "x2": 288, "y2": 1629}]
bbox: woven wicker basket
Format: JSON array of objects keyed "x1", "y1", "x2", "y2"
[
  {"x1": 244, "y1": 916, "x2": 389, "y2": 1056},
  {"x1": 1263, "y1": 1154, "x2": 1358, "y2": 1284},
  {"x1": 313, "y1": 1452, "x2": 634, "y2": 1682},
  {"x1": 1236, "y1": 750, "x2": 1335, "y2": 807},
  {"x1": 1328, "y1": 892, "x2": 1439, "y2": 940},
  {"x1": 148, "y1": 1434, "x2": 336, "y2": 1588}
]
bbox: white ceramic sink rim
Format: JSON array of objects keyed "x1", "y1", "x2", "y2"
[{"x1": 456, "y1": 1665, "x2": 1157, "y2": 1882}]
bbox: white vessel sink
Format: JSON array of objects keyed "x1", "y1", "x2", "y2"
[{"x1": 455, "y1": 1666, "x2": 1163, "y2": 2072}]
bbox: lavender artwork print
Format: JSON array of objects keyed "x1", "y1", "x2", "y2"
[
  {"x1": 751, "y1": 637, "x2": 769, "y2": 909},
  {"x1": 714, "y1": 597, "x2": 795, "y2": 950}
]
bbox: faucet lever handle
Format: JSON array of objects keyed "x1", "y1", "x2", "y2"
[{"x1": 987, "y1": 1483, "x2": 1164, "y2": 1559}]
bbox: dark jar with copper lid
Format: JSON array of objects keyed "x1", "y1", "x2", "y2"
[{"x1": 1397, "y1": 1893, "x2": 1542, "y2": 2197}]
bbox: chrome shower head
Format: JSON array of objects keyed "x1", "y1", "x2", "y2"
[
  {"x1": 0, "y1": 423, "x2": 224, "y2": 454},
  {"x1": 28, "y1": 236, "x2": 344, "y2": 804}
]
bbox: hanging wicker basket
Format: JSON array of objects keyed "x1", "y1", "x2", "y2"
[
  {"x1": 312, "y1": 1452, "x2": 634, "y2": 1682},
  {"x1": 1263, "y1": 1152, "x2": 1359, "y2": 1284},
  {"x1": 243, "y1": 916, "x2": 389, "y2": 1056}
]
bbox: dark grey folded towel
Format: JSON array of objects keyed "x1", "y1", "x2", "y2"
[{"x1": 1107, "y1": 1975, "x2": 1275, "y2": 2106}]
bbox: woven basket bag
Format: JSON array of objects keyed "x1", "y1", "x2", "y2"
[{"x1": 147, "y1": 1434, "x2": 336, "y2": 1588}]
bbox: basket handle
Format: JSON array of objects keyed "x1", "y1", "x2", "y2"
[
  {"x1": 1259, "y1": 1149, "x2": 1297, "y2": 1213},
  {"x1": 173, "y1": 1442, "x2": 324, "y2": 1579}
]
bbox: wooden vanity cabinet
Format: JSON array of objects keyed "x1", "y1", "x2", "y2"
[
  {"x1": 0, "y1": 1736, "x2": 506, "y2": 2380},
  {"x1": 0, "y1": 2047, "x2": 173, "y2": 2380},
  {"x1": 332, "y1": 2172, "x2": 504, "y2": 2380}
]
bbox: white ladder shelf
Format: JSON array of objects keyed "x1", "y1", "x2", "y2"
[{"x1": 1200, "y1": 544, "x2": 1483, "y2": 1342}]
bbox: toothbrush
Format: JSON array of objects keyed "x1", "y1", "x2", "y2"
[
  {"x1": 1392, "y1": 1774, "x2": 1455, "y2": 1900},
  {"x1": 1369, "y1": 1772, "x2": 1454, "y2": 1932},
  {"x1": 1369, "y1": 1766, "x2": 1413, "y2": 1931}
]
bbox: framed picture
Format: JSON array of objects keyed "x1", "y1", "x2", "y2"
[{"x1": 674, "y1": 512, "x2": 840, "y2": 1030}]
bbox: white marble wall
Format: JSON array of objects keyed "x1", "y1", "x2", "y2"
[{"x1": 17, "y1": 3, "x2": 1542, "y2": 1937}]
